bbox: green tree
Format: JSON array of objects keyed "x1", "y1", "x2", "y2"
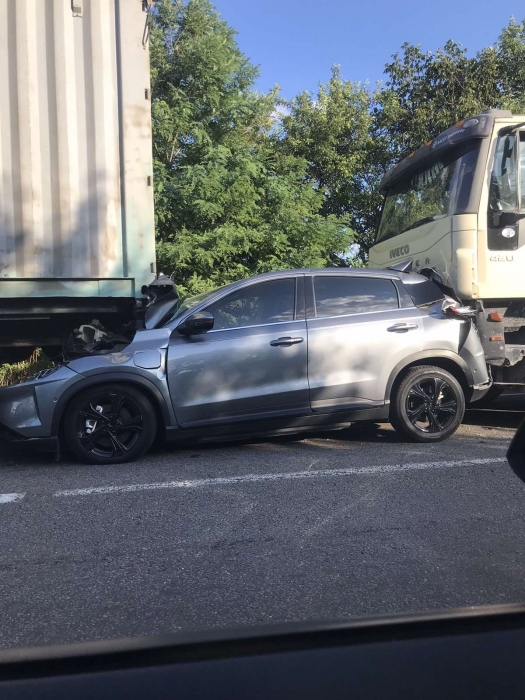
[
  {"x1": 495, "y1": 18, "x2": 525, "y2": 112},
  {"x1": 280, "y1": 18, "x2": 525, "y2": 259},
  {"x1": 279, "y1": 67, "x2": 383, "y2": 260},
  {"x1": 150, "y1": 0, "x2": 353, "y2": 293},
  {"x1": 372, "y1": 18, "x2": 525, "y2": 170}
]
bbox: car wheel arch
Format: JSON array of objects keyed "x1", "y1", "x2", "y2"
[
  {"x1": 385, "y1": 352, "x2": 473, "y2": 403},
  {"x1": 51, "y1": 373, "x2": 173, "y2": 438}
]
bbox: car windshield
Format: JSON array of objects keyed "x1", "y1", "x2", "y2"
[
  {"x1": 165, "y1": 286, "x2": 224, "y2": 324},
  {"x1": 376, "y1": 140, "x2": 481, "y2": 243}
]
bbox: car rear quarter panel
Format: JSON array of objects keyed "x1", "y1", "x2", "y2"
[
  {"x1": 381, "y1": 306, "x2": 490, "y2": 398},
  {"x1": 419, "y1": 309, "x2": 489, "y2": 385}
]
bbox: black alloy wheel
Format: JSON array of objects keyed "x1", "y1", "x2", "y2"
[
  {"x1": 390, "y1": 366, "x2": 465, "y2": 442},
  {"x1": 406, "y1": 377, "x2": 458, "y2": 434},
  {"x1": 64, "y1": 384, "x2": 156, "y2": 464}
]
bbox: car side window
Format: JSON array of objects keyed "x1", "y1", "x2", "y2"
[
  {"x1": 205, "y1": 279, "x2": 296, "y2": 330},
  {"x1": 313, "y1": 276, "x2": 399, "y2": 318}
]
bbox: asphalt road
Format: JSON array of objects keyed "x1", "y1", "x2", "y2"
[{"x1": 1, "y1": 396, "x2": 524, "y2": 651}]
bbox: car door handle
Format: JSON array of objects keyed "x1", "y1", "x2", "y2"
[
  {"x1": 270, "y1": 337, "x2": 304, "y2": 347},
  {"x1": 387, "y1": 323, "x2": 419, "y2": 332}
]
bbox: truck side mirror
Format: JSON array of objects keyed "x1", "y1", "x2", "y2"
[{"x1": 177, "y1": 311, "x2": 214, "y2": 335}]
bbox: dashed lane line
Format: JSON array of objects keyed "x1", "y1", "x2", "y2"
[
  {"x1": 0, "y1": 493, "x2": 25, "y2": 504},
  {"x1": 53, "y1": 457, "x2": 507, "y2": 499}
]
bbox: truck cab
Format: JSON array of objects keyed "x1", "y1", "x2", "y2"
[{"x1": 369, "y1": 109, "x2": 525, "y2": 388}]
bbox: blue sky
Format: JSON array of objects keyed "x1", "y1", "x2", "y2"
[{"x1": 215, "y1": 0, "x2": 523, "y2": 99}]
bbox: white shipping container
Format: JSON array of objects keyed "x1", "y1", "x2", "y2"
[{"x1": 0, "y1": 0, "x2": 156, "y2": 299}]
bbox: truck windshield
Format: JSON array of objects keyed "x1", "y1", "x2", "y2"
[{"x1": 376, "y1": 140, "x2": 481, "y2": 243}]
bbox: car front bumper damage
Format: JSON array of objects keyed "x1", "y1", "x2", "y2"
[{"x1": 0, "y1": 366, "x2": 82, "y2": 452}]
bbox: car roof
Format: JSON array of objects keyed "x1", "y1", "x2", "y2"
[
  {"x1": 163, "y1": 265, "x2": 440, "y2": 328},
  {"x1": 230, "y1": 267, "x2": 424, "y2": 284}
]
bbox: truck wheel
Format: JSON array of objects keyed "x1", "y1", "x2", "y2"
[
  {"x1": 64, "y1": 384, "x2": 156, "y2": 464},
  {"x1": 390, "y1": 366, "x2": 465, "y2": 442}
]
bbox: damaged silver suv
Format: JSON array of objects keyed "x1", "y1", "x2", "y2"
[{"x1": 0, "y1": 265, "x2": 491, "y2": 464}]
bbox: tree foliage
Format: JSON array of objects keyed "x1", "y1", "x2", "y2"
[
  {"x1": 375, "y1": 19, "x2": 525, "y2": 159},
  {"x1": 150, "y1": 0, "x2": 353, "y2": 293},
  {"x1": 279, "y1": 18, "x2": 525, "y2": 257},
  {"x1": 279, "y1": 69, "x2": 383, "y2": 261},
  {"x1": 151, "y1": 3, "x2": 525, "y2": 280}
]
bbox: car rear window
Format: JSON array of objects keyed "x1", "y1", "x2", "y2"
[
  {"x1": 403, "y1": 279, "x2": 446, "y2": 307},
  {"x1": 313, "y1": 276, "x2": 399, "y2": 318}
]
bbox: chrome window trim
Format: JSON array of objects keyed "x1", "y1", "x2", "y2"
[{"x1": 310, "y1": 306, "x2": 417, "y2": 322}]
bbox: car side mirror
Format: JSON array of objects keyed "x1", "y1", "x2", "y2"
[{"x1": 177, "y1": 311, "x2": 214, "y2": 335}]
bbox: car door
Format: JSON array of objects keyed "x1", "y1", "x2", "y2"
[
  {"x1": 167, "y1": 277, "x2": 310, "y2": 428},
  {"x1": 306, "y1": 274, "x2": 424, "y2": 412}
]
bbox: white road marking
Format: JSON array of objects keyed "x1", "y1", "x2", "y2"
[
  {"x1": 0, "y1": 493, "x2": 25, "y2": 504},
  {"x1": 54, "y1": 457, "x2": 507, "y2": 498}
]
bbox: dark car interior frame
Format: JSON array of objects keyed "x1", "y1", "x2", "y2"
[{"x1": 2, "y1": 603, "x2": 525, "y2": 699}]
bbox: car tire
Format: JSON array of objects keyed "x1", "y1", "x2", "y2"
[
  {"x1": 390, "y1": 365, "x2": 465, "y2": 442},
  {"x1": 63, "y1": 384, "x2": 157, "y2": 464}
]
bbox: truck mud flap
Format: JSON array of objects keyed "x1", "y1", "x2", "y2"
[{"x1": 476, "y1": 313, "x2": 506, "y2": 362}]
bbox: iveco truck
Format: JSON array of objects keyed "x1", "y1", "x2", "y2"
[
  {"x1": 0, "y1": 0, "x2": 156, "y2": 363},
  {"x1": 369, "y1": 109, "x2": 525, "y2": 391}
]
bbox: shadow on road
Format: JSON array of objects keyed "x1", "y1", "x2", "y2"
[
  {"x1": 464, "y1": 393, "x2": 525, "y2": 430},
  {"x1": 1, "y1": 395, "x2": 523, "y2": 467},
  {"x1": 463, "y1": 409, "x2": 524, "y2": 430}
]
